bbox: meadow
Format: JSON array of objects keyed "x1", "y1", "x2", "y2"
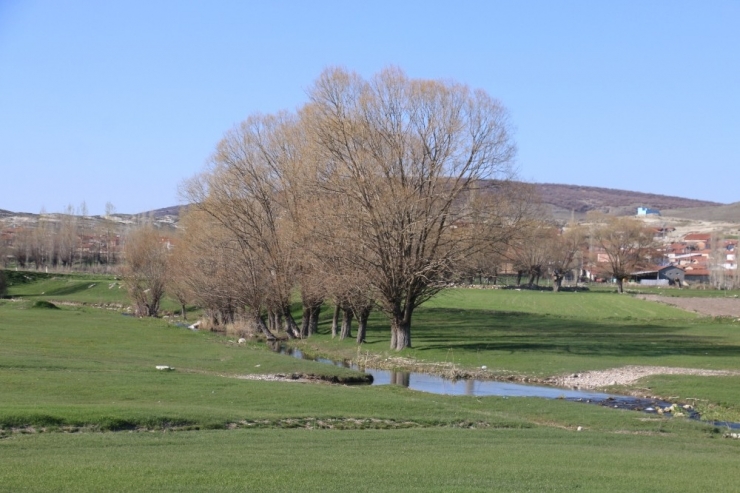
[{"x1": 2, "y1": 272, "x2": 740, "y2": 491}]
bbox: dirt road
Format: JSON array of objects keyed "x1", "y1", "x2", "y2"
[{"x1": 636, "y1": 294, "x2": 740, "y2": 318}]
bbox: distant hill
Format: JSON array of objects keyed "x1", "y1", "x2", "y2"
[
  {"x1": 133, "y1": 205, "x2": 187, "y2": 218},
  {"x1": 662, "y1": 201, "x2": 740, "y2": 222},
  {"x1": 1, "y1": 185, "x2": 732, "y2": 225},
  {"x1": 532, "y1": 183, "x2": 723, "y2": 221}
]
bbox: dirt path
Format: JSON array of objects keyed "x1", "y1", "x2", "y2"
[{"x1": 636, "y1": 294, "x2": 740, "y2": 318}]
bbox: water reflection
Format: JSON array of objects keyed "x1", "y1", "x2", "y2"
[
  {"x1": 276, "y1": 346, "x2": 614, "y2": 399},
  {"x1": 272, "y1": 344, "x2": 740, "y2": 429}
]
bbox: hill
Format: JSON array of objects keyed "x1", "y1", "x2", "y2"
[
  {"x1": 662, "y1": 202, "x2": 740, "y2": 222},
  {"x1": 1, "y1": 185, "x2": 732, "y2": 226},
  {"x1": 532, "y1": 183, "x2": 724, "y2": 221}
]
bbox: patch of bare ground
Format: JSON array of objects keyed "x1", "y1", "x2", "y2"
[
  {"x1": 235, "y1": 373, "x2": 323, "y2": 383},
  {"x1": 544, "y1": 366, "x2": 740, "y2": 390},
  {"x1": 234, "y1": 373, "x2": 371, "y2": 385},
  {"x1": 636, "y1": 294, "x2": 740, "y2": 318}
]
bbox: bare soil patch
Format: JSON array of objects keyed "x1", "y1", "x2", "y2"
[
  {"x1": 545, "y1": 365, "x2": 740, "y2": 390},
  {"x1": 635, "y1": 295, "x2": 740, "y2": 318}
]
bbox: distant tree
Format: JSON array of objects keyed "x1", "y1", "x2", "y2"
[
  {"x1": 509, "y1": 220, "x2": 554, "y2": 288},
  {"x1": 166, "y1": 231, "x2": 191, "y2": 320},
  {"x1": 56, "y1": 205, "x2": 79, "y2": 269},
  {"x1": 548, "y1": 224, "x2": 588, "y2": 292},
  {"x1": 0, "y1": 270, "x2": 7, "y2": 298},
  {"x1": 122, "y1": 225, "x2": 169, "y2": 317},
  {"x1": 105, "y1": 202, "x2": 116, "y2": 218},
  {"x1": 12, "y1": 228, "x2": 32, "y2": 268},
  {"x1": 590, "y1": 216, "x2": 656, "y2": 293}
]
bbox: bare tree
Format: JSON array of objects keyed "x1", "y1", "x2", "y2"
[
  {"x1": 122, "y1": 225, "x2": 169, "y2": 317},
  {"x1": 184, "y1": 112, "x2": 307, "y2": 338},
  {"x1": 56, "y1": 205, "x2": 79, "y2": 269},
  {"x1": 548, "y1": 224, "x2": 587, "y2": 292},
  {"x1": 509, "y1": 220, "x2": 554, "y2": 288},
  {"x1": 176, "y1": 206, "x2": 277, "y2": 339},
  {"x1": 306, "y1": 67, "x2": 519, "y2": 350},
  {"x1": 12, "y1": 227, "x2": 32, "y2": 268},
  {"x1": 590, "y1": 215, "x2": 656, "y2": 293}
]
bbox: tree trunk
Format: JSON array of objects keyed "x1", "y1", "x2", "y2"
[
  {"x1": 331, "y1": 304, "x2": 340, "y2": 338},
  {"x1": 355, "y1": 305, "x2": 371, "y2": 344},
  {"x1": 282, "y1": 306, "x2": 301, "y2": 338},
  {"x1": 339, "y1": 308, "x2": 353, "y2": 340},
  {"x1": 268, "y1": 310, "x2": 279, "y2": 334},
  {"x1": 552, "y1": 274, "x2": 563, "y2": 292},
  {"x1": 616, "y1": 278, "x2": 625, "y2": 293},
  {"x1": 254, "y1": 313, "x2": 277, "y2": 341},
  {"x1": 516, "y1": 270, "x2": 523, "y2": 286},
  {"x1": 180, "y1": 303, "x2": 187, "y2": 320},
  {"x1": 300, "y1": 306, "x2": 311, "y2": 338},
  {"x1": 391, "y1": 316, "x2": 411, "y2": 350},
  {"x1": 308, "y1": 304, "x2": 321, "y2": 336}
]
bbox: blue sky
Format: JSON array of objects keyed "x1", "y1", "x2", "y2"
[{"x1": 1, "y1": 0, "x2": 738, "y2": 215}]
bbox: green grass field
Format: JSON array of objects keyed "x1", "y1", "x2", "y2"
[{"x1": 2, "y1": 271, "x2": 740, "y2": 491}]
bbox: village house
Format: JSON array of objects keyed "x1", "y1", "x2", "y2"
[{"x1": 630, "y1": 265, "x2": 685, "y2": 286}]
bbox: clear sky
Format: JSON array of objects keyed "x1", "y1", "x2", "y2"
[{"x1": 1, "y1": 0, "x2": 738, "y2": 215}]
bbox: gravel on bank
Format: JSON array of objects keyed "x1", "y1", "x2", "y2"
[{"x1": 544, "y1": 365, "x2": 740, "y2": 389}]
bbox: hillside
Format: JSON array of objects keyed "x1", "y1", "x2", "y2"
[
  {"x1": 1, "y1": 185, "x2": 733, "y2": 227},
  {"x1": 532, "y1": 183, "x2": 724, "y2": 221},
  {"x1": 662, "y1": 202, "x2": 740, "y2": 222}
]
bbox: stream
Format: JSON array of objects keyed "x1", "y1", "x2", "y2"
[{"x1": 277, "y1": 346, "x2": 740, "y2": 429}]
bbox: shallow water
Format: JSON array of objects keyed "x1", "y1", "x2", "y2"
[
  {"x1": 282, "y1": 347, "x2": 630, "y2": 400},
  {"x1": 277, "y1": 346, "x2": 740, "y2": 429}
]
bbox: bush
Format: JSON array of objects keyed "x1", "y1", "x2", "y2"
[
  {"x1": 0, "y1": 270, "x2": 7, "y2": 298},
  {"x1": 31, "y1": 300, "x2": 59, "y2": 310}
]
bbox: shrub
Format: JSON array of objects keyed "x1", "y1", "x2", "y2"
[{"x1": 31, "y1": 300, "x2": 59, "y2": 310}]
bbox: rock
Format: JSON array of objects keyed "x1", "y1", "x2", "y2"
[
  {"x1": 238, "y1": 338, "x2": 247, "y2": 344},
  {"x1": 576, "y1": 426, "x2": 583, "y2": 431},
  {"x1": 155, "y1": 365, "x2": 174, "y2": 371},
  {"x1": 481, "y1": 365, "x2": 487, "y2": 370}
]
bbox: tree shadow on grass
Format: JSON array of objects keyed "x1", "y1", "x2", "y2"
[
  {"x1": 31, "y1": 283, "x2": 97, "y2": 297},
  {"x1": 380, "y1": 308, "x2": 740, "y2": 359}
]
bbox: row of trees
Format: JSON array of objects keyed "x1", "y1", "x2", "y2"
[
  {"x1": 121, "y1": 67, "x2": 666, "y2": 349},
  {"x1": 472, "y1": 214, "x2": 658, "y2": 294},
  {"x1": 2, "y1": 205, "x2": 121, "y2": 271},
  {"x1": 172, "y1": 67, "x2": 528, "y2": 350}
]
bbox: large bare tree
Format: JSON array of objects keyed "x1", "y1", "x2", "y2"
[
  {"x1": 307, "y1": 67, "x2": 518, "y2": 350},
  {"x1": 184, "y1": 112, "x2": 306, "y2": 338}
]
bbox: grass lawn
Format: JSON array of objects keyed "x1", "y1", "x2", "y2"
[
  {"x1": 3, "y1": 272, "x2": 740, "y2": 491},
  {"x1": 297, "y1": 288, "x2": 740, "y2": 374},
  {"x1": 2, "y1": 428, "x2": 740, "y2": 492}
]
